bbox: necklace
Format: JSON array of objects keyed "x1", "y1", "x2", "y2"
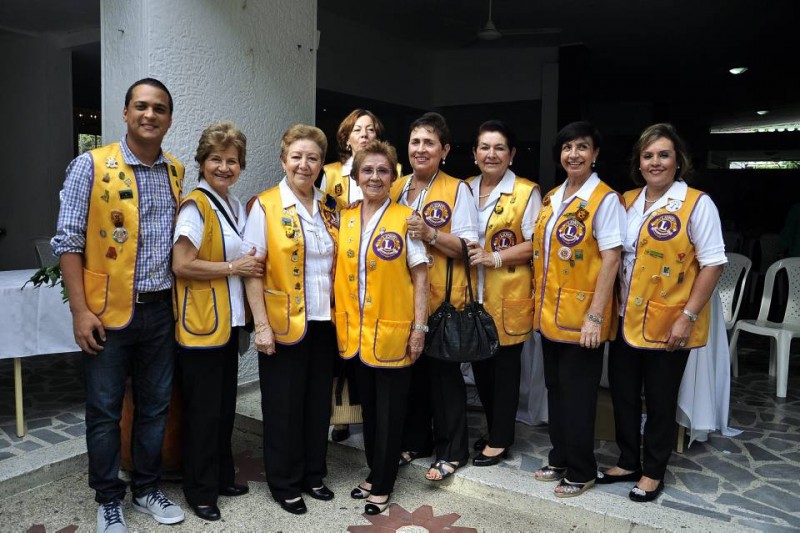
[{"x1": 479, "y1": 193, "x2": 491, "y2": 199}]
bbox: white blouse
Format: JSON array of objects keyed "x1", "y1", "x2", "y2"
[
  {"x1": 173, "y1": 180, "x2": 247, "y2": 327},
  {"x1": 241, "y1": 178, "x2": 335, "y2": 321}
]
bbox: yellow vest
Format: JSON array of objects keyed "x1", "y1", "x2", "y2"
[
  {"x1": 256, "y1": 186, "x2": 339, "y2": 345},
  {"x1": 83, "y1": 143, "x2": 183, "y2": 329},
  {"x1": 334, "y1": 201, "x2": 415, "y2": 368},
  {"x1": 174, "y1": 189, "x2": 234, "y2": 348},
  {"x1": 467, "y1": 176, "x2": 538, "y2": 346},
  {"x1": 533, "y1": 181, "x2": 619, "y2": 343},
  {"x1": 390, "y1": 171, "x2": 474, "y2": 314},
  {"x1": 323, "y1": 162, "x2": 352, "y2": 208},
  {"x1": 621, "y1": 188, "x2": 711, "y2": 349}
]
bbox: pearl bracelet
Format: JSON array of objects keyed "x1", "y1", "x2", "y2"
[{"x1": 492, "y1": 251, "x2": 503, "y2": 269}]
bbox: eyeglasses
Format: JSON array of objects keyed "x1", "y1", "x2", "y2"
[{"x1": 359, "y1": 166, "x2": 392, "y2": 178}]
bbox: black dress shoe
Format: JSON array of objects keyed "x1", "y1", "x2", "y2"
[
  {"x1": 331, "y1": 426, "x2": 351, "y2": 442},
  {"x1": 279, "y1": 497, "x2": 307, "y2": 515},
  {"x1": 595, "y1": 468, "x2": 642, "y2": 485},
  {"x1": 192, "y1": 504, "x2": 221, "y2": 521},
  {"x1": 629, "y1": 480, "x2": 664, "y2": 502},
  {"x1": 219, "y1": 483, "x2": 249, "y2": 496},
  {"x1": 473, "y1": 436, "x2": 488, "y2": 451},
  {"x1": 472, "y1": 448, "x2": 509, "y2": 467},
  {"x1": 304, "y1": 485, "x2": 335, "y2": 501}
]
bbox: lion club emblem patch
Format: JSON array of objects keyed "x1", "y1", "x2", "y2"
[
  {"x1": 372, "y1": 232, "x2": 404, "y2": 260},
  {"x1": 421, "y1": 200, "x2": 452, "y2": 228},
  {"x1": 648, "y1": 213, "x2": 681, "y2": 241},
  {"x1": 555, "y1": 219, "x2": 586, "y2": 247},
  {"x1": 491, "y1": 230, "x2": 517, "y2": 251}
]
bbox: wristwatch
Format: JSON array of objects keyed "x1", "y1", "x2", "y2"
[
  {"x1": 682, "y1": 309, "x2": 698, "y2": 322},
  {"x1": 412, "y1": 323, "x2": 429, "y2": 333}
]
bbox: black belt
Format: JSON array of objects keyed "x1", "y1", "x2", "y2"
[{"x1": 135, "y1": 289, "x2": 171, "y2": 304}]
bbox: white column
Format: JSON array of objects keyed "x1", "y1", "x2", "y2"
[{"x1": 101, "y1": 0, "x2": 318, "y2": 200}]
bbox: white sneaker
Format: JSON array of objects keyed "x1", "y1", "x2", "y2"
[
  {"x1": 97, "y1": 500, "x2": 128, "y2": 533},
  {"x1": 132, "y1": 488, "x2": 185, "y2": 524}
]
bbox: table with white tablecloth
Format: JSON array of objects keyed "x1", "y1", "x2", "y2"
[
  {"x1": 0, "y1": 269, "x2": 79, "y2": 436},
  {"x1": 466, "y1": 290, "x2": 740, "y2": 447}
]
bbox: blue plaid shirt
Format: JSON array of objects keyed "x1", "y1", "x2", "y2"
[{"x1": 52, "y1": 137, "x2": 178, "y2": 292}]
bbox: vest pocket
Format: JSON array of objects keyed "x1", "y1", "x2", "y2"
[
  {"x1": 430, "y1": 283, "x2": 467, "y2": 314},
  {"x1": 334, "y1": 311, "x2": 349, "y2": 354},
  {"x1": 264, "y1": 290, "x2": 290, "y2": 336},
  {"x1": 182, "y1": 287, "x2": 219, "y2": 336},
  {"x1": 373, "y1": 319, "x2": 411, "y2": 362},
  {"x1": 642, "y1": 300, "x2": 682, "y2": 343},
  {"x1": 502, "y1": 297, "x2": 534, "y2": 336},
  {"x1": 83, "y1": 268, "x2": 109, "y2": 316},
  {"x1": 554, "y1": 287, "x2": 593, "y2": 331}
]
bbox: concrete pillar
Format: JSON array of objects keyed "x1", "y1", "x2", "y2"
[
  {"x1": 101, "y1": 0, "x2": 317, "y2": 200},
  {"x1": 102, "y1": 0, "x2": 317, "y2": 381}
]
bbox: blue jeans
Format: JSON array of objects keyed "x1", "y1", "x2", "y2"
[{"x1": 84, "y1": 300, "x2": 176, "y2": 503}]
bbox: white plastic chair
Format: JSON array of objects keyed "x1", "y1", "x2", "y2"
[
  {"x1": 729, "y1": 257, "x2": 800, "y2": 398},
  {"x1": 719, "y1": 253, "x2": 751, "y2": 331}
]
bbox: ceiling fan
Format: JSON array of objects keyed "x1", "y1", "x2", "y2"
[{"x1": 476, "y1": 0, "x2": 561, "y2": 41}]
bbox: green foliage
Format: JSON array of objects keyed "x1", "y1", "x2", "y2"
[{"x1": 23, "y1": 265, "x2": 68, "y2": 303}]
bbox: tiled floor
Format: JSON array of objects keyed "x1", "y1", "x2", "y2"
[{"x1": 1, "y1": 340, "x2": 799, "y2": 531}]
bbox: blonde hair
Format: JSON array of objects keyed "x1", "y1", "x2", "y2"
[{"x1": 280, "y1": 124, "x2": 327, "y2": 161}]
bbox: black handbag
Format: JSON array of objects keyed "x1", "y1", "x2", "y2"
[{"x1": 424, "y1": 238, "x2": 500, "y2": 362}]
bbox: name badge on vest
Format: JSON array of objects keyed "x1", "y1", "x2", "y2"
[{"x1": 119, "y1": 190, "x2": 134, "y2": 200}]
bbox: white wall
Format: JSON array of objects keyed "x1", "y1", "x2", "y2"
[
  {"x1": 0, "y1": 35, "x2": 73, "y2": 270},
  {"x1": 102, "y1": 0, "x2": 318, "y2": 201}
]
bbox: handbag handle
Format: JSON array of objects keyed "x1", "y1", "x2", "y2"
[
  {"x1": 458, "y1": 238, "x2": 478, "y2": 305},
  {"x1": 443, "y1": 254, "x2": 454, "y2": 304}
]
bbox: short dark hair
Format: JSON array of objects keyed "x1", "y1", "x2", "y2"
[
  {"x1": 409, "y1": 111, "x2": 451, "y2": 146},
  {"x1": 336, "y1": 109, "x2": 385, "y2": 163},
  {"x1": 352, "y1": 140, "x2": 399, "y2": 182},
  {"x1": 125, "y1": 78, "x2": 174, "y2": 114},
  {"x1": 629, "y1": 123, "x2": 693, "y2": 186},
  {"x1": 552, "y1": 121, "x2": 602, "y2": 164},
  {"x1": 474, "y1": 120, "x2": 517, "y2": 151}
]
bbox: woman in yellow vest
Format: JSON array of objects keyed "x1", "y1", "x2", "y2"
[
  {"x1": 319, "y1": 109, "x2": 390, "y2": 443},
  {"x1": 391, "y1": 112, "x2": 479, "y2": 481},
  {"x1": 242, "y1": 125, "x2": 339, "y2": 516},
  {"x1": 172, "y1": 122, "x2": 264, "y2": 521},
  {"x1": 335, "y1": 140, "x2": 429, "y2": 515},
  {"x1": 465, "y1": 120, "x2": 541, "y2": 467},
  {"x1": 532, "y1": 121, "x2": 625, "y2": 497},
  {"x1": 597, "y1": 124, "x2": 725, "y2": 502}
]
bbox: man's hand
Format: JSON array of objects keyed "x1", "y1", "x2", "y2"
[{"x1": 73, "y1": 309, "x2": 106, "y2": 355}]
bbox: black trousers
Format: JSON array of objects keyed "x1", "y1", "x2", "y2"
[
  {"x1": 400, "y1": 355, "x2": 433, "y2": 455},
  {"x1": 259, "y1": 321, "x2": 336, "y2": 501},
  {"x1": 355, "y1": 361, "x2": 412, "y2": 496},
  {"x1": 541, "y1": 337, "x2": 603, "y2": 483},
  {"x1": 472, "y1": 342, "x2": 524, "y2": 449},
  {"x1": 428, "y1": 357, "x2": 469, "y2": 462},
  {"x1": 179, "y1": 329, "x2": 239, "y2": 506},
  {"x1": 609, "y1": 329, "x2": 690, "y2": 480}
]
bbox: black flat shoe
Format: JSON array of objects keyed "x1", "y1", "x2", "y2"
[
  {"x1": 364, "y1": 495, "x2": 391, "y2": 515},
  {"x1": 350, "y1": 484, "x2": 371, "y2": 499},
  {"x1": 473, "y1": 436, "x2": 488, "y2": 451},
  {"x1": 279, "y1": 497, "x2": 308, "y2": 515},
  {"x1": 595, "y1": 468, "x2": 642, "y2": 485},
  {"x1": 304, "y1": 485, "x2": 334, "y2": 501},
  {"x1": 472, "y1": 448, "x2": 509, "y2": 467},
  {"x1": 192, "y1": 504, "x2": 221, "y2": 521},
  {"x1": 629, "y1": 480, "x2": 664, "y2": 502},
  {"x1": 331, "y1": 426, "x2": 351, "y2": 442},
  {"x1": 219, "y1": 483, "x2": 249, "y2": 496}
]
